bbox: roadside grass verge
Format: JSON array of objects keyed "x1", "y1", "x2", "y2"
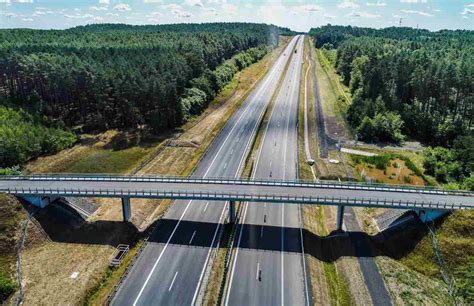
[
  {"x1": 62, "y1": 147, "x2": 152, "y2": 174},
  {"x1": 299, "y1": 36, "x2": 352, "y2": 305},
  {"x1": 82, "y1": 239, "x2": 144, "y2": 305},
  {"x1": 0, "y1": 194, "x2": 26, "y2": 303},
  {"x1": 313, "y1": 46, "x2": 352, "y2": 140}
]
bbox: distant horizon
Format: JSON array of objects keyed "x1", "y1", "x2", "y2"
[
  {"x1": 1, "y1": 0, "x2": 473, "y2": 32},
  {"x1": 1, "y1": 21, "x2": 473, "y2": 34}
]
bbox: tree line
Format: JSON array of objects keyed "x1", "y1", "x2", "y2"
[
  {"x1": 0, "y1": 23, "x2": 289, "y2": 132},
  {"x1": 309, "y1": 25, "x2": 473, "y2": 147},
  {"x1": 0, "y1": 23, "x2": 290, "y2": 168}
]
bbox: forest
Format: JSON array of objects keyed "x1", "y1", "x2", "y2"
[
  {"x1": 310, "y1": 25, "x2": 473, "y2": 189},
  {"x1": 0, "y1": 23, "x2": 290, "y2": 168},
  {"x1": 309, "y1": 25, "x2": 473, "y2": 147}
]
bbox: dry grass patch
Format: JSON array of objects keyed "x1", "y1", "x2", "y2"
[{"x1": 378, "y1": 256, "x2": 452, "y2": 305}]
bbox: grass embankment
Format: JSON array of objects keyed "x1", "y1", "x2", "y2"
[
  {"x1": 399, "y1": 211, "x2": 474, "y2": 304},
  {"x1": 82, "y1": 240, "x2": 144, "y2": 305},
  {"x1": 0, "y1": 195, "x2": 26, "y2": 303},
  {"x1": 314, "y1": 46, "x2": 352, "y2": 141},
  {"x1": 299, "y1": 36, "x2": 352, "y2": 305},
  {"x1": 202, "y1": 36, "x2": 293, "y2": 305}
]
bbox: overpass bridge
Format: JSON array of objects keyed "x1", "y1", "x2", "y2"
[{"x1": 1, "y1": 174, "x2": 472, "y2": 229}]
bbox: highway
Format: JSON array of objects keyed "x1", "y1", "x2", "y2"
[
  {"x1": 225, "y1": 35, "x2": 310, "y2": 305},
  {"x1": 106, "y1": 36, "x2": 300, "y2": 305}
]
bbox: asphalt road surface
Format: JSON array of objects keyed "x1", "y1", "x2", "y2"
[
  {"x1": 108, "y1": 36, "x2": 300, "y2": 306},
  {"x1": 225, "y1": 35, "x2": 311, "y2": 306}
]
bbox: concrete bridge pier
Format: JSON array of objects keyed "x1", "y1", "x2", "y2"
[
  {"x1": 336, "y1": 205, "x2": 345, "y2": 230},
  {"x1": 229, "y1": 200, "x2": 235, "y2": 224},
  {"x1": 122, "y1": 197, "x2": 131, "y2": 222}
]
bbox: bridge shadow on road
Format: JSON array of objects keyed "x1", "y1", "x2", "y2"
[
  {"x1": 146, "y1": 217, "x2": 428, "y2": 262},
  {"x1": 30, "y1": 200, "x2": 428, "y2": 262}
]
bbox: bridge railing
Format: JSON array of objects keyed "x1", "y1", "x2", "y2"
[
  {"x1": 2, "y1": 174, "x2": 473, "y2": 197},
  {"x1": 1, "y1": 186, "x2": 470, "y2": 211}
]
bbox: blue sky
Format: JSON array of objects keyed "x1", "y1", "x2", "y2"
[{"x1": 0, "y1": 0, "x2": 473, "y2": 32}]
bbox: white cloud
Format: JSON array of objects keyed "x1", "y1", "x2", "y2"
[
  {"x1": 22, "y1": 17, "x2": 33, "y2": 21},
  {"x1": 114, "y1": 3, "x2": 131, "y2": 11},
  {"x1": 64, "y1": 13, "x2": 95, "y2": 19},
  {"x1": 2, "y1": 12, "x2": 17, "y2": 17},
  {"x1": 366, "y1": 1, "x2": 386, "y2": 7},
  {"x1": 162, "y1": 3, "x2": 182, "y2": 10},
  {"x1": 244, "y1": 3, "x2": 252, "y2": 9},
  {"x1": 257, "y1": 4, "x2": 286, "y2": 24},
  {"x1": 32, "y1": 10, "x2": 45, "y2": 16},
  {"x1": 292, "y1": 4, "x2": 323, "y2": 14},
  {"x1": 400, "y1": 0, "x2": 427, "y2": 3},
  {"x1": 466, "y1": 3, "x2": 474, "y2": 8},
  {"x1": 99, "y1": 0, "x2": 110, "y2": 4},
  {"x1": 401, "y1": 9, "x2": 433, "y2": 16},
  {"x1": 348, "y1": 11, "x2": 380, "y2": 18},
  {"x1": 202, "y1": 7, "x2": 217, "y2": 16},
  {"x1": 0, "y1": 0, "x2": 34, "y2": 2},
  {"x1": 106, "y1": 12, "x2": 119, "y2": 17},
  {"x1": 171, "y1": 8, "x2": 193, "y2": 18},
  {"x1": 207, "y1": 0, "x2": 226, "y2": 3},
  {"x1": 222, "y1": 3, "x2": 238, "y2": 15},
  {"x1": 338, "y1": 0, "x2": 359, "y2": 9},
  {"x1": 324, "y1": 14, "x2": 336, "y2": 19},
  {"x1": 185, "y1": 0, "x2": 203, "y2": 7},
  {"x1": 90, "y1": 6, "x2": 108, "y2": 11},
  {"x1": 461, "y1": 8, "x2": 473, "y2": 15},
  {"x1": 143, "y1": 0, "x2": 163, "y2": 2}
]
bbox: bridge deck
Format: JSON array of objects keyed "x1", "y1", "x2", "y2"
[{"x1": 1, "y1": 175, "x2": 472, "y2": 210}]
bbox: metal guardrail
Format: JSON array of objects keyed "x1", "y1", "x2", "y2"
[
  {"x1": 2, "y1": 174, "x2": 473, "y2": 196},
  {"x1": 1, "y1": 186, "x2": 471, "y2": 210}
]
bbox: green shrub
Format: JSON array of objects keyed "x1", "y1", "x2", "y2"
[
  {"x1": 0, "y1": 272, "x2": 16, "y2": 302},
  {"x1": 0, "y1": 106, "x2": 77, "y2": 168},
  {"x1": 456, "y1": 256, "x2": 474, "y2": 302},
  {"x1": 356, "y1": 112, "x2": 405, "y2": 144}
]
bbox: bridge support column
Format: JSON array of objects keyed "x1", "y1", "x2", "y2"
[
  {"x1": 336, "y1": 205, "x2": 345, "y2": 231},
  {"x1": 122, "y1": 197, "x2": 131, "y2": 222},
  {"x1": 229, "y1": 200, "x2": 235, "y2": 224}
]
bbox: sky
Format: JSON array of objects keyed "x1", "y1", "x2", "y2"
[{"x1": 0, "y1": 0, "x2": 473, "y2": 32}]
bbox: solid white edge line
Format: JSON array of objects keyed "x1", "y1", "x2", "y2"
[{"x1": 133, "y1": 199, "x2": 194, "y2": 306}]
